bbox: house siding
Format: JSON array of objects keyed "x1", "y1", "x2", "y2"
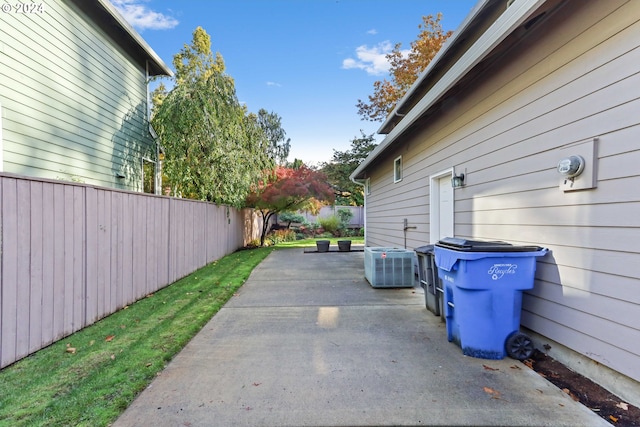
[
  {"x1": 364, "y1": 0, "x2": 640, "y2": 385},
  {"x1": 0, "y1": 0, "x2": 155, "y2": 191}
]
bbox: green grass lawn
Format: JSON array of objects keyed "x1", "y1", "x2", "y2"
[
  {"x1": 277, "y1": 237, "x2": 364, "y2": 247},
  {"x1": 0, "y1": 238, "x2": 364, "y2": 427}
]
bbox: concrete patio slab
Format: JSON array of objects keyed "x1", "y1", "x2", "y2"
[{"x1": 114, "y1": 248, "x2": 608, "y2": 427}]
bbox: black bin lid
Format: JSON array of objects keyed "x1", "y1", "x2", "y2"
[
  {"x1": 414, "y1": 244, "x2": 435, "y2": 254},
  {"x1": 435, "y1": 237, "x2": 542, "y2": 253}
]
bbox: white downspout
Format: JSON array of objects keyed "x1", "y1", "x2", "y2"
[
  {"x1": 146, "y1": 60, "x2": 162, "y2": 195},
  {"x1": 350, "y1": 177, "x2": 368, "y2": 246}
]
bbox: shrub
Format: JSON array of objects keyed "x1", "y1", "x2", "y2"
[
  {"x1": 337, "y1": 208, "x2": 354, "y2": 226},
  {"x1": 266, "y1": 229, "x2": 296, "y2": 245},
  {"x1": 318, "y1": 215, "x2": 340, "y2": 233},
  {"x1": 279, "y1": 212, "x2": 306, "y2": 228}
]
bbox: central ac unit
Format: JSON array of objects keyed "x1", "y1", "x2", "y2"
[{"x1": 364, "y1": 247, "x2": 415, "y2": 288}]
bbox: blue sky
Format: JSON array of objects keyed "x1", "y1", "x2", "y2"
[{"x1": 112, "y1": 0, "x2": 477, "y2": 165}]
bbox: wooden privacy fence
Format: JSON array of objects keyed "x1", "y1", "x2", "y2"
[
  {"x1": 0, "y1": 173, "x2": 263, "y2": 368},
  {"x1": 298, "y1": 205, "x2": 364, "y2": 228}
]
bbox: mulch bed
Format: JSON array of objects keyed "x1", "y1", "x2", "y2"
[{"x1": 526, "y1": 350, "x2": 640, "y2": 426}]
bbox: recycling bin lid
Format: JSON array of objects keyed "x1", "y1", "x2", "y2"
[
  {"x1": 435, "y1": 237, "x2": 543, "y2": 252},
  {"x1": 414, "y1": 244, "x2": 435, "y2": 254}
]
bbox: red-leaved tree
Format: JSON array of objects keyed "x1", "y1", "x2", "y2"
[{"x1": 245, "y1": 166, "x2": 335, "y2": 246}]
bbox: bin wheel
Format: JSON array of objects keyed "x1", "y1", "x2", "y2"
[{"x1": 505, "y1": 332, "x2": 534, "y2": 361}]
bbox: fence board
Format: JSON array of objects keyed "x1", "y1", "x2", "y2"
[
  {"x1": 0, "y1": 174, "x2": 262, "y2": 368},
  {"x1": 1, "y1": 178, "x2": 18, "y2": 367},
  {"x1": 52, "y1": 184, "x2": 66, "y2": 341},
  {"x1": 16, "y1": 179, "x2": 31, "y2": 362},
  {"x1": 29, "y1": 181, "x2": 43, "y2": 353},
  {"x1": 41, "y1": 182, "x2": 55, "y2": 347}
]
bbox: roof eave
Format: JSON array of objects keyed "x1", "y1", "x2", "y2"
[
  {"x1": 71, "y1": 0, "x2": 173, "y2": 77},
  {"x1": 350, "y1": 0, "x2": 548, "y2": 182},
  {"x1": 377, "y1": 0, "x2": 492, "y2": 135}
]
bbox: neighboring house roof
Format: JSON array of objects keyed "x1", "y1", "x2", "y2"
[
  {"x1": 70, "y1": 0, "x2": 173, "y2": 77},
  {"x1": 351, "y1": 0, "x2": 561, "y2": 181}
]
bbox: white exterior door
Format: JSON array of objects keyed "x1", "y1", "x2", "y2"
[{"x1": 430, "y1": 171, "x2": 454, "y2": 243}]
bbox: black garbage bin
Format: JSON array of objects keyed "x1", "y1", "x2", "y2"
[{"x1": 415, "y1": 245, "x2": 443, "y2": 318}]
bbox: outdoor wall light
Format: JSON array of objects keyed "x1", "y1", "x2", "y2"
[{"x1": 452, "y1": 173, "x2": 465, "y2": 188}]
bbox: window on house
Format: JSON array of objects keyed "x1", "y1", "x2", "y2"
[
  {"x1": 394, "y1": 156, "x2": 403, "y2": 183},
  {"x1": 364, "y1": 178, "x2": 371, "y2": 195},
  {"x1": 142, "y1": 158, "x2": 156, "y2": 194}
]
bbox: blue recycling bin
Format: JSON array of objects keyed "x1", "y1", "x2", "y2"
[{"x1": 434, "y1": 238, "x2": 548, "y2": 360}]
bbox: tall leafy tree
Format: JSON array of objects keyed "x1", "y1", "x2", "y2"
[
  {"x1": 152, "y1": 27, "x2": 273, "y2": 206},
  {"x1": 357, "y1": 14, "x2": 452, "y2": 122},
  {"x1": 245, "y1": 166, "x2": 335, "y2": 246},
  {"x1": 256, "y1": 109, "x2": 291, "y2": 165},
  {"x1": 321, "y1": 132, "x2": 377, "y2": 206}
]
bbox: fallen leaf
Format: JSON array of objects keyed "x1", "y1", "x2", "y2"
[
  {"x1": 145, "y1": 363, "x2": 152, "y2": 367},
  {"x1": 483, "y1": 364, "x2": 499, "y2": 371},
  {"x1": 105, "y1": 335, "x2": 115, "y2": 342},
  {"x1": 110, "y1": 354, "x2": 115, "y2": 360},
  {"x1": 146, "y1": 293, "x2": 154, "y2": 298},
  {"x1": 66, "y1": 343, "x2": 76, "y2": 354},
  {"x1": 252, "y1": 383, "x2": 261, "y2": 387},
  {"x1": 562, "y1": 388, "x2": 579, "y2": 402},
  {"x1": 510, "y1": 365, "x2": 521, "y2": 370},
  {"x1": 523, "y1": 359, "x2": 534, "y2": 369},
  {"x1": 610, "y1": 415, "x2": 619, "y2": 423},
  {"x1": 616, "y1": 402, "x2": 629, "y2": 411},
  {"x1": 483, "y1": 387, "x2": 500, "y2": 398}
]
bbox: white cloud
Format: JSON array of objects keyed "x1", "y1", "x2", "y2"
[
  {"x1": 342, "y1": 41, "x2": 394, "y2": 76},
  {"x1": 366, "y1": 29, "x2": 377, "y2": 35},
  {"x1": 266, "y1": 81, "x2": 282, "y2": 87},
  {"x1": 111, "y1": 0, "x2": 179, "y2": 31}
]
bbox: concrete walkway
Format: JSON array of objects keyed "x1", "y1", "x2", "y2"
[{"x1": 114, "y1": 247, "x2": 608, "y2": 427}]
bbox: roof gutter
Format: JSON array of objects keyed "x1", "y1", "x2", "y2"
[
  {"x1": 350, "y1": 0, "x2": 547, "y2": 182},
  {"x1": 377, "y1": 0, "x2": 491, "y2": 134}
]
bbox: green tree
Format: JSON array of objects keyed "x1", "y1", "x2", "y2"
[
  {"x1": 152, "y1": 27, "x2": 273, "y2": 206},
  {"x1": 278, "y1": 211, "x2": 305, "y2": 229},
  {"x1": 357, "y1": 14, "x2": 452, "y2": 122},
  {"x1": 320, "y1": 132, "x2": 377, "y2": 206},
  {"x1": 287, "y1": 158, "x2": 305, "y2": 169},
  {"x1": 256, "y1": 109, "x2": 291, "y2": 165}
]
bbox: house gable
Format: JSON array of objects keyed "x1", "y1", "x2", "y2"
[{"x1": 0, "y1": 0, "x2": 171, "y2": 191}]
